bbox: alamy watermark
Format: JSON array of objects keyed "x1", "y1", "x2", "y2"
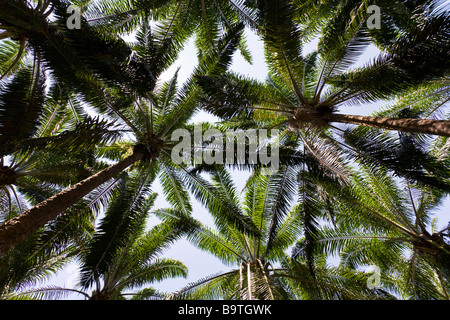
[
  {"x1": 66, "y1": 5, "x2": 81, "y2": 30},
  {"x1": 367, "y1": 5, "x2": 381, "y2": 30},
  {"x1": 171, "y1": 125, "x2": 280, "y2": 172},
  {"x1": 63, "y1": 2, "x2": 380, "y2": 171},
  {"x1": 343, "y1": 253, "x2": 383, "y2": 290},
  {"x1": 65, "y1": 4, "x2": 381, "y2": 30},
  {"x1": 366, "y1": 265, "x2": 382, "y2": 289}
]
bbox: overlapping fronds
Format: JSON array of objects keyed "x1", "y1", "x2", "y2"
[
  {"x1": 0, "y1": 63, "x2": 45, "y2": 156},
  {"x1": 1, "y1": 0, "x2": 449, "y2": 301}
]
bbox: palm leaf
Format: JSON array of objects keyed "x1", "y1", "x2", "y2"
[
  {"x1": 256, "y1": 0, "x2": 308, "y2": 105},
  {"x1": 79, "y1": 174, "x2": 155, "y2": 288},
  {"x1": 344, "y1": 128, "x2": 450, "y2": 192},
  {"x1": 0, "y1": 63, "x2": 45, "y2": 156}
]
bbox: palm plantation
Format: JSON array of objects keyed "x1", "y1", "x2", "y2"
[
  {"x1": 0, "y1": 18, "x2": 253, "y2": 255},
  {"x1": 0, "y1": 0, "x2": 448, "y2": 300}
]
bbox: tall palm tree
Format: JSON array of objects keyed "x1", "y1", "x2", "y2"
[
  {"x1": 197, "y1": 0, "x2": 449, "y2": 136},
  {"x1": 157, "y1": 167, "x2": 391, "y2": 300},
  {"x1": 306, "y1": 166, "x2": 450, "y2": 299},
  {"x1": 0, "y1": 23, "x2": 253, "y2": 256},
  {"x1": 6, "y1": 174, "x2": 190, "y2": 300},
  {"x1": 196, "y1": 0, "x2": 450, "y2": 193},
  {"x1": 0, "y1": 0, "x2": 157, "y2": 99}
]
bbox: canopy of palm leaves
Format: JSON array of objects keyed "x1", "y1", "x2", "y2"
[
  {"x1": 0, "y1": 17, "x2": 258, "y2": 255},
  {"x1": 305, "y1": 166, "x2": 450, "y2": 299},
  {"x1": 0, "y1": 0, "x2": 448, "y2": 301},
  {"x1": 4, "y1": 174, "x2": 189, "y2": 300},
  {"x1": 157, "y1": 167, "x2": 395, "y2": 300}
]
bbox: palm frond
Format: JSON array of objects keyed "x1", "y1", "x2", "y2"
[
  {"x1": 169, "y1": 270, "x2": 240, "y2": 300},
  {"x1": 344, "y1": 128, "x2": 450, "y2": 192},
  {"x1": 79, "y1": 173, "x2": 155, "y2": 289},
  {"x1": 157, "y1": 22, "x2": 245, "y2": 137},
  {"x1": 158, "y1": 158, "x2": 192, "y2": 215},
  {"x1": 257, "y1": 0, "x2": 308, "y2": 105},
  {"x1": 176, "y1": 163, "x2": 259, "y2": 238},
  {"x1": 0, "y1": 63, "x2": 45, "y2": 156},
  {"x1": 6, "y1": 285, "x2": 90, "y2": 300},
  {"x1": 120, "y1": 258, "x2": 188, "y2": 291},
  {"x1": 262, "y1": 165, "x2": 299, "y2": 254}
]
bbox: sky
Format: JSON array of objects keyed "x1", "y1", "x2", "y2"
[{"x1": 44, "y1": 26, "x2": 450, "y2": 299}]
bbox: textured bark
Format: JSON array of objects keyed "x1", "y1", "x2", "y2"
[
  {"x1": 324, "y1": 113, "x2": 450, "y2": 137},
  {"x1": 0, "y1": 147, "x2": 146, "y2": 256}
]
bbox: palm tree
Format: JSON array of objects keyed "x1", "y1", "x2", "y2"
[
  {"x1": 0, "y1": 61, "x2": 124, "y2": 251},
  {"x1": 197, "y1": 0, "x2": 449, "y2": 136},
  {"x1": 0, "y1": 0, "x2": 156, "y2": 99},
  {"x1": 156, "y1": 167, "x2": 391, "y2": 300},
  {"x1": 6, "y1": 174, "x2": 189, "y2": 300},
  {"x1": 0, "y1": 22, "x2": 252, "y2": 256},
  {"x1": 196, "y1": 0, "x2": 450, "y2": 193},
  {"x1": 307, "y1": 166, "x2": 450, "y2": 299}
]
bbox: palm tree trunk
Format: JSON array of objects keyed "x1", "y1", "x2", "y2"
[
  {"x1": 0, "y1": 146, "x2": 146, "y2": 256},
  {"x1": 323, "y1": 113, "x2": 450, "y2": 137}
]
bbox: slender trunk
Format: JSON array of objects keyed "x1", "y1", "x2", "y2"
[
  {"x1": 0, "y1": 147, "x2": 146, "y2": 256},
  {"x1": 324, "y1": 113, "x2": 450, "y2": 137}
]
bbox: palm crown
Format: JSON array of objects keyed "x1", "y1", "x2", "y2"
[{"x1": 308, "y1": 166, "x2": 450, "y2": 299}]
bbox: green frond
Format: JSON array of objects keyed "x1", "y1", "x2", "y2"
[
  {"x1": 395, "y1": 252, "x2": 449, "y2": 299},
  {"x1": 0, "y1": 63, "x2": 46, "y2": 156},
  {"x1": 257, "y1": 0, "x2": 308, "y2": 105},
  {"x1": 120, "y1": 258, "x2": 188, "y2": 291},
  {"x1": 372, "y1": 79, "x2": 450, "y2": 120},
  {"x1": 263, "y1": 204, "x2": 303, "y2": 262},
  {"x1": 300, "y1": 129, "x2": 351, "y2": 185},
  {"x1": 156, "y1": 22, "x2": 245, "y2": 137},
  {"x1": 84, "y1": 0, "x2": 173, "y2": 35},
  {"x1": 0, "y1": 38, "x2": 28, "y2": 79},
  {"x1": 6, "y1": 285, "x2": 90, "y2": 300},
  {"x1": 158, "y1": 160, "x2": 192, "y2": 215},
  {"x1": 177, "y1": 166, "x2": 259, "y2": 238},
  {"x1": 197, "y1": 71, "x2": 291, "y2": 120},
  {"x1": 330, "y1": 11, "x2": 450, "y2": 105},
  {"x1": 154, "y1": 207, "x2": 246, "y2": 265},
  {"x1": 209, "y1": 167, "x2": 241, "y2": 206},
  {"x1": 79, "y1": 174, "x2": 155, "y2": 288},
  {"x1": 262, "y1": 165, "x2": 299, "y2": 254},
  {"x1": 17, "y1": 116, "x2": 125, "y2": 155},
  {"x1": 344, "y1": 128, "x2": 450, "y2": 192},
  {"x1": 169, "y1": 270, "x2": 240, "y2": 300},
  {"x1": 133, "y1": 19, "x2": 189, "y2": 79}
]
